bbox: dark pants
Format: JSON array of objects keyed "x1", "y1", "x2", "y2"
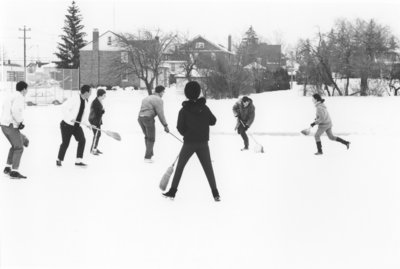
[
  {"x1": 1, "y1": 125, "x2": 23, "y2": 170},
  {"x1": 91, "y1": 125, "x2": 101, "y2": 151},
  {"x1": 170, "y1": 142, "x2": 218, "y2": 194},
  {"x1": 57, "y1": 121, "x2": 86, "y2": 161},
  {"x1": 138, "y1": 116, "x2": 155, "y2": 159},
  {"x1": 237, "y1": 124, "x2": 249, "y2": 148}
]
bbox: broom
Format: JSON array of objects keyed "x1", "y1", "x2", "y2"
[
  {"x1": 301, "y1": 127, "x2": 311, "y2": 136},
  {"x1": 239, "y1": 119, "x2": 264, "y2": 153},
  {"x1": 159, "y1": 155, "x2": 179, "y2": 191},
  {"x1": 74, "y1": 121, "x2": 121, "y2": 141}
]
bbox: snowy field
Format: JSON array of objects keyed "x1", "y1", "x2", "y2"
[{"x1": 1, "y1": 85, "x2": 400, "y2": 269}]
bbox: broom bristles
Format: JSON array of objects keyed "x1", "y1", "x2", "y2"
[
  {"x1": 159, "y1": 166, "x2": 174, "y2": 191},
  {"x1": 301, "y1": 128, "x2": 310, "y2": 136},
  {"x1": 105, "y1": 130, "x2": 122, "y2": 141}
]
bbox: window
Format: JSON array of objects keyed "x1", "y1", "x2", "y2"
[
  {"x1": 121, "y1": 51, "x2": 128, "y2": 63},
  {"x1": 107, "y1": 36, "x2": 112, "y2": 46},
  {"x1": 171, "y1": 63, "x2": 175, "y2": 72},
  {"x1": 122, "y1": 70, "x2": 128, "y2": 82},
  {"x1": 211, "y1": 52, "x2": 216, "y2": 61},
  {"x1": 195, "y1": 42, "x2": 204, "y2": 49}
]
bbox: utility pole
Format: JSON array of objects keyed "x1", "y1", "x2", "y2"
[{"x1": 19, "y1": 25, "x2": 31, "y2": 81}]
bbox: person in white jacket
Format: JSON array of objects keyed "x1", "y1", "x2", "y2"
[
  {"x1": 56, "y1": 85, "x2": 92, "y2": 167},
  {"x1": 0, "y1": 81, "x2": 28, "y2": 179}
]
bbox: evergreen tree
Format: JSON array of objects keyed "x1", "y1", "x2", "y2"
[{"x1": 55, "y1": 1, "x2": 86, "y2": 68}]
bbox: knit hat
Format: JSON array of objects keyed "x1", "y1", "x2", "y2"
[
  {"x1": 184, "y1": 81, "x2": 201, "y2": 100},
  {"x1": 312, "y1": 93, "x2": 325, "y2": 103},
  {"x1": 155, "y1": 85, "x2": 165, "y2": 93},
  {"x1": 242, "y1": 96, "x2": 250, "y2": 103}
]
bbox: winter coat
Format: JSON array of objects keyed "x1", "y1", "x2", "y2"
[
  {"x1": 0, "y1": 92, "x2": 25, "y2": 128},
  {"x1": 89, "y1": 97, "x2": 105, "y2": 126},
  {"x1": 138, "y1": 94, "x2": 168, "y2": 126},
  {"x1": 232, "y1": 97, "x2": 255, "y2": 130},
  {"x1": 314, "y1": 102, "x2": 332, "y2": 127},
  {"x1": 61, "y1": 94, "x2": 90, "y2": 126},
  {"x1": 177, "y1": 97, "x2": 216, "y2": 143}
]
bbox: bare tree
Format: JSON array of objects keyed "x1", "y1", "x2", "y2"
[{"x1": 116, "y1": 29, "x2": 178, "y2": 95}]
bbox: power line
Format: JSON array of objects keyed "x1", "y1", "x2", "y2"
[{"x1": 18, "y1": 25, "x2": 31, "y2": 80}]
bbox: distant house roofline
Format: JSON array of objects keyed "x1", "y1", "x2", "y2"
[{"x1": 190, "y1": 35, "x2": 234, "y2": 55}]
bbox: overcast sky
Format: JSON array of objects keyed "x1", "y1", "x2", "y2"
[{"x1": 1, "y1": 0, "x2": 400, "y2": 64}]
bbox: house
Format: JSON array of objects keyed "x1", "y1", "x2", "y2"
[
  {"x1": 0, "y1": 61, "x2": 24, "y2": 90},
  {"x1": 163, "y1": 35, "x2": 234, "y2": 86},
  {"x1": 80, "y1": 29, "x2": 140, "y2": 88}
]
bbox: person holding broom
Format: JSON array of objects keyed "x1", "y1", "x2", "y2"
[
  {"x1": 89, "y1": 89, "x2": 106, "y2": 155},
  {"x1": 310, "y1": 93, "x2": 350, "y2": 155},
  {"x1": 232, "y1": 96, "x2": 255, "y2": 151},
  {"x1": 138, "y1": 85, "x2": 169, "y2": 163},
  {"x1": 162, "y1": 81, "x2": 220, "y2": 202}
]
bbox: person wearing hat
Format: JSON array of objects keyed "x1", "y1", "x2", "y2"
[
  {"x1": 0, "y1": 81, "x2": 29, "y2": 179},
  {"x1": 310, "y1": 93, "x2": 350, "y2": 155},
  {"x1": 138, "y1": 85, "x2": 169, "y2": 163},
  {"x1": 162, "y1": 81, "x2": 220, "y2": 202},
  {"x1": 232, "y1": 96, "x2": 255, "y2": 150},
  {"x1": 89, "y1": 89, "x2": 106, "y2": 155}
]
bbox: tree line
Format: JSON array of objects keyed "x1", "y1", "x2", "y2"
[{"x1": 295, "y1": 18, "x2": 400, "y2": 96}]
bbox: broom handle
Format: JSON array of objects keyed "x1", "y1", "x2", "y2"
[
  {"x1": 239, "y1": 119, "x2": 262, "y2": 146},
  {"x1": 169, "y1": 132, "x2": 183, "y2": 143}
]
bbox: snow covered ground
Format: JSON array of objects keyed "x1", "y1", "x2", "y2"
[{"x1": 0, "y1": 85, "x2": 399, "y2": 269}]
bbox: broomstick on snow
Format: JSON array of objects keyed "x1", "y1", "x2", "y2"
[
  {"x1": 159, "y1": 132, "x2": 184, "y2": 191},
  {"x1": 239, "y1": 119, "x2": 264, "y2": 153},
  {"x1": 159, "y1": 155, "x2": 179, "y2": 191},
  {"x1": 74, "y1": 121, "x2": 121, "y2": 141}
]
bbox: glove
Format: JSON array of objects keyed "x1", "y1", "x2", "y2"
[
  {"x1": 164, "y1": 125, "x2": 170, "y2": 133},
  {"x1": 18, "y1": 123, "x2": 25, "y2": 130},
  {"x1": 310, "y1": 122, "x2": 316, "y2": 127}
]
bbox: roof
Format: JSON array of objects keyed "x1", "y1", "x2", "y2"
[{"x1": 189, "y1": 35, "x2": 234, "y2": 55}]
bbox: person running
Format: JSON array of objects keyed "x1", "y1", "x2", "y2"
[
  {"x1": 162, "y1": 81, "x2": 220, "y2": 202},
  {"x1": 232, "y1": 96, "x2": 255, "y2": 151},
  {"x1": 56, "y1": 85, "x2": 92, "y2": 167},
  {"x1": 138, "y1": 85, "x2": 169, "y2": 163},
  {"x1": 0, "y1": 81, "x2": 28, "y2": 179},
  {"x1": 89, "y1": 89, "x2": 106, "y2": 155},
  {"x1": 310, "y1": 93, "x2": 350, "y2": 155}
]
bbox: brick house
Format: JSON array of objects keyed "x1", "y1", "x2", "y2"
[
  {"x1": 163, "y1": 35, "x2": 234, "y2": 84},
  {"x1": 80, "y1": 29, "x2": 140, "y2": 88}
]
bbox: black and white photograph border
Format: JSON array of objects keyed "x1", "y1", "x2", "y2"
[{"x1": 1, "y1": 0, "x2": 400, "y2": 268}]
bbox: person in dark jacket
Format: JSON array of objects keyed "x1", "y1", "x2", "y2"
[
  {"x1": 163, "y1": 81, "x2": 220, "y2": 202},
  {"x1": 311, "y1": 93, "x2": 350, "y2": 155},
  {"x1": 232, "y1": 96, "x2": 255, "y2": 150},
  {"x1": 89, "y1": 89, "x2": 106, "y2": 155}
]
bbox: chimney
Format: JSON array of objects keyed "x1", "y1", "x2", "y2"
[
  {"x1": 228, "y1": 35, "x2": 232, "y2": 52},
  {"x1": 93, "y1": 28, "x2": 99, "y2": 51}
]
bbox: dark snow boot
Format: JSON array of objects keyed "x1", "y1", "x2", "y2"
[
  {"x1": 162, "y1": 188, "x2": 177, "y2": 200},
  {"x1": 315, "y1": 141, "x2": 323, "y2": 155},
  {"x1": 3, "y1": 166, "x2": 11, "y2": 175},
  {"x1": 336, "y1": 137, "x2": 350, "y2": 149}
]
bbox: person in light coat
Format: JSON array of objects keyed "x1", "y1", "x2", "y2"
[
  {"x1": 56, "y1": 85, "x2": 92, "y2": 166},
  {"x1": 138, "y1": 85, "x2": 169, "y2": 163},
  {"x1": 0, "y1": 81, "x2": 28, "y2": 179},
  {"x1": 310, "y1": 93, "x2": 350, "y2": 155}
]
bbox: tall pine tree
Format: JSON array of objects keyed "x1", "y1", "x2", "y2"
[{"x1": 55, "y1": 1, "x2": 86, "y2": 68}]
